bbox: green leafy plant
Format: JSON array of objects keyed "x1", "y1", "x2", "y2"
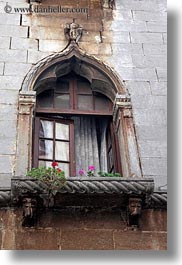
[
  {"x1": 27, "y1": 162, "x2": 66, "y2": 195},
  {"x1": 97, "y1": 171, "x2": 121, "y2": 177}
]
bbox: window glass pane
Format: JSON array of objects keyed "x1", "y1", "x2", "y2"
[
  {"x1": 37, "y1": 89, "x2": 53, "y2": 108},
  {"x1": 56, "y1": 123, "x2": 69, "y2": 140},
  {"x1": 77, "y1": 80, "x2": 92, "y2": 94},
  {"x1": 78, "y1": 95, "x2": 93, "y2": 110},
  {"x1": 56, "y1": 81, "x2": 69, "y2": 93},
  {"x1": 39, "y1": 140, "x2": 53, "y2": 160},
  {"x1": 55, "y1": 94, "x2": 70, "y2": 109},
  {"x1": 38, "y1": 160, "x2": 52, "y2": 168},
  {"x1": 55, "y1": 141, "x2": 69, "y2": 161},
  {"x1": 95, "y1": 95, "x2": 110, "y2": 111},
  {"x1": 59, "y1": 163, "x2": 69, "y2": 178},
  {"x1": 39, "y1": 120, "x2": 53, "y2": 138}
]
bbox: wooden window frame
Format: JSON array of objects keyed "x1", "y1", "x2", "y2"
[
  {"x1": 106, "y1": 122, "x2": 122, "y2": 174},
  {"x1": 33, "y1": 116, "x2": 75, "y2": 176},
  {"x1": 36, "y1": 74, "x2": 113, "y2": 115}
]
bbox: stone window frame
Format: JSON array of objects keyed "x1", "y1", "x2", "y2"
[{"x1": 14, "y1": 44, "x2": 142, "y2": 179}]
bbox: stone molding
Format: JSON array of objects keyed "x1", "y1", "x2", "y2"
[
  {"x1": 11, "y1": 177, "x2": 154, "y2": 196},
  {"x1": 0, "y1": 189, "x2": 11, "y2": 206},
  {"x1": 18, "y1": 91, "x2": 36, "y2": 115},
  {"x1": 21, "y1": 42, "x2": 128, "y2": 99},
  {"x1": 113, "y1": 93, "x2": 132, "y2": 120},
  {"x1": 0, "y1": 178, "x2": 167, "y2": 208}
]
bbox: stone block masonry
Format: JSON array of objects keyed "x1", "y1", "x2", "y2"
[
  {"x1": 0, "y1": 0, "x2": 167, "y2": 251},
  {"x1": 4, "y1": 63, "x2": 32, "y2": 76},
  {"x1": 0, "y1": 209, "x2": 167, "y2": 250},
  {"x1": 0, "y1": 49, "x2": 27, "y2": 63},
  {"x1": 0, "y1": 37, "x2": 10, "y2": 49},
  {"x1": 0, "y1": 63, "x2": 4, "y2": 75},
  {"x1": 108, "y1": 0, "x2": 167, "y2": 187},
  {"x1": 0, "y1": 0, "x2": 167, "y2": 190},
  {"x1": 0, "y1": 25, "x2": 28, "y2": 38},
  {"x1": 11, "y1": 37, "x2": 38, "y2": 50}
]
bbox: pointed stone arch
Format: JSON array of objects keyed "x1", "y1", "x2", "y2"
[
  {"x1": 21, "y1": 43, "x2": 128, "y2": 102},
  {"x1": 15, "y1": 43, "x2": 142, "y2": 179}
]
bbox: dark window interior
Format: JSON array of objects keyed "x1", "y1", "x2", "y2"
[{"x1": 36, "y1": 73, "x2": 112, "y2": 114}]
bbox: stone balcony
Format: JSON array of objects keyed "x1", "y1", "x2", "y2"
[{"x1": 0, "y1": 177, "x2": 167, "y2": 227}]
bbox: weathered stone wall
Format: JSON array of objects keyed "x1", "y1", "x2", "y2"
[
  {"x1": 0, "y1": 0, "x2": 167, "y2": 250},
  {"x1": 0, "y1": 0, "x2": 167, "y2": 189},
  {"x1": 0, "y1": 208, "x2": 167, "y2": 250},
  {"x1": 105, "y1": 0, "x2": 167, "y2": 189}
]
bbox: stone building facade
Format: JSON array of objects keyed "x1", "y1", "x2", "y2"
[{"x1": 0, "y1": 0, "x2": 167, "y2": 250}]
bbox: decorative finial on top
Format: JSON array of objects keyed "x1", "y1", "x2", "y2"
[{"x1": 64, "y1": 19, "x2": 83, "y2": 44}]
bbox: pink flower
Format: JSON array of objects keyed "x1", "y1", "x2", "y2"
[
  {"x1": 88, "y1": 165, "x2": 95, "y2": 171},
  {"x1": 78, "y1": 169, "x2": 85, "y2": 176},
  {"x1": 57, "y1": 168, "x2": 62, "y2": 173}
]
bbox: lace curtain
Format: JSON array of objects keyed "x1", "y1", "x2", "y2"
[{"x1": 73, "y1": 116, "x2": 108, "y2": 175}]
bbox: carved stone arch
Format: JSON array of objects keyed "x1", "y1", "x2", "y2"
[
  {"x1": 15, "y1": 43, "x2": 142, "y2": 179},
  {"x1": 21, "y1": 43, "x2": 128, "y2": 101}
]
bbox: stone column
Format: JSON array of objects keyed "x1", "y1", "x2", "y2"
[
  {"x1": 113, "y1": 94, "x2": 142, "y2": 178},
  {"x1": 14, "y1": 91, "x2": 36, "y2": 177}
]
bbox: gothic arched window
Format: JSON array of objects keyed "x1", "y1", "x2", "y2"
[{"x1": 33, "y1": 73, "x2": 122, "y2": 178}]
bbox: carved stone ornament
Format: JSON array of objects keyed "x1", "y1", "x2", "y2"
[
  {"x1": 103, "y1": 0, "x2": 115, "y2": 9},
  {"x1": 115, "y1": 93, "x2": 131, "y2": 104},
  {"x1": 18, "y1": 91, "x2": 36, "y2": 115},
  {"x1": 113, "y1": 93, "x2": 132, "y2": 121},
  {"x1": 64, "y1": 19, "x2": 83, "y2": 44},
  {"x1": 123, "y1": 108, "x2": 133, "y2": 118},
  {"x1": 108, "y1": 0, "x2": 115, "y2": 9},
  {"x1": 0, "y1": 178, "x2": 167, "y2": 227},
  {"x1": 127, "y1": 198, "x2": 142, "y2": 229},
  {"x1": 11, "y1": 177, "x2": 154, "y2": 197},
  {"x1": 22, "y1": 197, "x2": 37, "y2": 227}
]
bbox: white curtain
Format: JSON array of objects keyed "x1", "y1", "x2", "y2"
[
  {"x1": 99, "y1": 119, "x2": 108, "y2": 172},
  {"x1": 73, "y1": 116, "x2": 108, "y2": 176}
]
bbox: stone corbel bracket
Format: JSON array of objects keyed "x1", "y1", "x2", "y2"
[
  {"x1": 127, "y1": 198, "x2": 142, "y2": 229},
  {"x1": 22, "y1": 197, "x2": 37, "y2": 227},
  {"x1": 10, "y1": 177, "x2": 155, "y2": 227},
  {"x1": 0, "y1": 186, "x2": 167, "y2": 208}
]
